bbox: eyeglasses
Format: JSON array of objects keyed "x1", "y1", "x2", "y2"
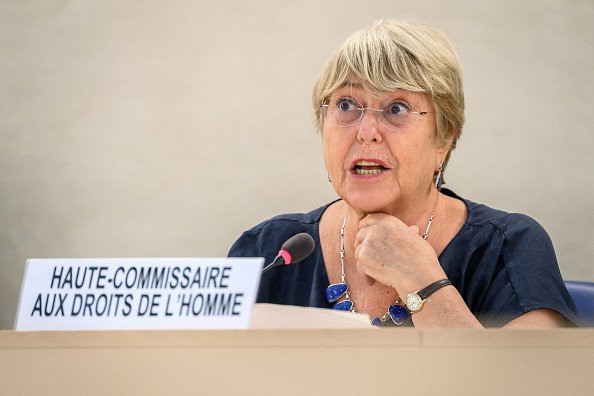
[{"x1": 320, "y1": 97, "x2": 429, "y2": 132}]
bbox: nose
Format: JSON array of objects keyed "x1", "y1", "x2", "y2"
[{"x1": 357, "y1": 108, "x2": 383, "y2": 144}]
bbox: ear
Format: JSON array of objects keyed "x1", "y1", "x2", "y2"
[
  {"x1": 435, "y1": 131, "x2": 454, "y2": 172},
  {"x1": 436, "y1": 136, "x2": 452, "y2": 170}
]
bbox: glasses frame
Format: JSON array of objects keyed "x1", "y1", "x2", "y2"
[{"x1": 320, "y1": 97, "x2": 430, "y2": 132}]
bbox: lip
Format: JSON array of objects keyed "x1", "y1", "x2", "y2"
[{"x1": 348, "y1": 158, "x2": 391, "y2": 177}]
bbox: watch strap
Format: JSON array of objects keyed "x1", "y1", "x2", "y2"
[{"x1": 417, "y1": 279, "x2": 452, "y2": 300}]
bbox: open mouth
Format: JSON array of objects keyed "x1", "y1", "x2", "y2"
[{"x1": 353, "y1": 160, "x2": 387, "y2": 176}]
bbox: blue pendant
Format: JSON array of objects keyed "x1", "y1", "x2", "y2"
[
  {"x1": 332, "y1": 300, "x2": 353, "y2": 311},
  {"x1": 325, "y1": 283, "x2": 348, "y2": 303},
  {"x1": 389, "y1": 304, "x2": 410, "y2": 325},
  {"x1": 436, "y1": 161, "x2": 443, "y2": 189},
  {"x1": 371, "y1": 317, "x2": 383, "y2": 326}
]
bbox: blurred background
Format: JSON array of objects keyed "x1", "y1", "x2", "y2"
[{"x1": 1, "y1": 0, "x2": 593, "y2": 329}]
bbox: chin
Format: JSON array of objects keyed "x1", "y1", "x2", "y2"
[{"x1": 345, "y1": 191, "x2": 398, "y2": 214}]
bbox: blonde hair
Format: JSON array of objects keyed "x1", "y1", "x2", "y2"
[{"x1": 312, "y1": 20, "x2": 465, "y2": 168}]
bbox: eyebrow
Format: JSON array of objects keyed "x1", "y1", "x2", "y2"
[{"x1": 334, "y1": 83, "x2": 414, "y2": 105}]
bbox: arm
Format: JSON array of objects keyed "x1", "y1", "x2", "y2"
[
  {"x1": 354, "y1": 212, "x2": 579, "y2": 328},
  {"x1": 354, "y1": 213, "x2": 485, "y2": 328},
  {"x1": 504, "y1": 309, "x2": 566, "y2": 328}
]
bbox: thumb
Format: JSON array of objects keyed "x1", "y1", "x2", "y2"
[{"x1": 409, "y1": 225, "x2": 420, "y2": 236}]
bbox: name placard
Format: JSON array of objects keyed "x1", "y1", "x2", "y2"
[{"x1": 15, "y1": 257, "x2": 263, "y2": 331}]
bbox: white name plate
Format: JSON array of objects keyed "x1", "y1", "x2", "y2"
[{"x1": 15, "y1": 257, "x2": 263, "y2": 331}]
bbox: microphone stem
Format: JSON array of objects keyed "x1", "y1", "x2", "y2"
[{"x1": 261, "y1": 255, "x2": 284, "y2": 275}]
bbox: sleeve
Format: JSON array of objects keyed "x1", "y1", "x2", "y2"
[{"x1": 480, "y1": 214, "x2": 584, "y2": 327}]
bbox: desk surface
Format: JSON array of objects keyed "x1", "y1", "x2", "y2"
[{"x1": 2, "y1": 328, "x2": 594, "y2": 396}]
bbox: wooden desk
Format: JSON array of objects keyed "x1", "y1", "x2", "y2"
[{"x1": 1, "y1": 328, "x2": 593, "y2": 395}]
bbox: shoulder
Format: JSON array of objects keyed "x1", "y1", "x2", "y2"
[
  {"x1": 227, "y1": 201, "x2": 335, "y2": 258},
  {"x1": 444, "y1": 189, "x2": 549, "y2": 243},
  {"x1": 245, "y1": 204, "x2": 329, "y2": 232},
  {"x1": 444, "y1": 189, "x2": 556, "y2": 274},
  {"x1": 236, "y1": 203, "x2": 330, "y2": 240}
]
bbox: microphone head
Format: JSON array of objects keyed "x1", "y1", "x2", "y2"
[{"x1": 279, "y1": 233, "x2": 315, "y2": 264}]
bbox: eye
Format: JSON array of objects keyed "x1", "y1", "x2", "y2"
[
  {"x1": 336, "y1": 98, "x2": 359, "y2": 112},
  {"x1": 387, "y1": 102, "x2": 411, "y2": 115}
]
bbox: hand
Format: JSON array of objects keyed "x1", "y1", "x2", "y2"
[{"x1": 354, "y1": 213, "x2": 446, "y2": 294}]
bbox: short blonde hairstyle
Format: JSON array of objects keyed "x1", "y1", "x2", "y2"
[{"x1": 313, "y1": 20, "x2": 465, "y2": 169}]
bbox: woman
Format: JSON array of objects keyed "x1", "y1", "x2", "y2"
[{"x1": 228, "y1": 20, "x2": 582, "y2": 327}]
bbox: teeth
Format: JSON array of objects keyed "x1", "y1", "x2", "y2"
[
  {"x1": 356, "y1": 160, "x2": 380, "y2": 166},
  {"x1": 355, "y1": 168, "x2": 383, "y2": 175},
  {"x1": 354, "y1": 160, "x2": 385, "y2": 175}
]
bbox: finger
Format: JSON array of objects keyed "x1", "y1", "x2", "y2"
[
  {"x1": 354, "y1": 244, "x2": 382, "y2": 284},
  {"x1": 354, "y1": 240, "x2": 359, "y2": 260},
  {"x1": 354, "y1": 225, "x2": 368, "y2": 247},
  {"x1": 409, "y1": 225, "x2": 420, "y2": 235},
  {"x1": 354, "y1": 239, "x2": 364, "y2": 261},
  {"x1": 358, "y1": 213, "x2": 384, "y2": 229}
]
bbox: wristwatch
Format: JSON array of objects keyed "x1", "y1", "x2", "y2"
[{"x1": 405, "y1": 279, "x2": 452, "y2": 314}]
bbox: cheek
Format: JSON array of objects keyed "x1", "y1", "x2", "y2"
[
  {"x1": 323, "y1": 131, "x2": 349, "y2": 172},
  {"x1": 323, "y1": 143, "x2": 333, "y2": 172},
  {"x1": 386, "y1": 136, "x2": 433, "y2": 178}
]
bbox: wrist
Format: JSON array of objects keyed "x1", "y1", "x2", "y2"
[{"x1": 404, "y1": 279, "x2": 452, "y2": 314}]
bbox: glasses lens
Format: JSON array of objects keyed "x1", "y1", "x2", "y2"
[
  {"x1": 325, "y1": 98, "x2": 362, "y2": 127},
  {"x1": 380, "y1": 102, "x2": 418, "y2": 132}
]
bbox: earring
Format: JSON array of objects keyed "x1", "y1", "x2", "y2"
[
  {"x1": 435, "y1": 161, "x2": 444, "y2": 189},
  {"x1": 328, "y1": 173, "x2": 332, "y2": 183}
]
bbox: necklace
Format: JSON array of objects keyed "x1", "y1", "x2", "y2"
[{"x1": 324, "y1": 209, "x2": 435, "y2": 326}]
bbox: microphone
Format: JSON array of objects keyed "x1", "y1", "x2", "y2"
[{"x1": 261, "y1": 233, "x2": 315, "y2": 275}]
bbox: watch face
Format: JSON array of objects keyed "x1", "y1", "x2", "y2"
[{"x1": 406, "y1": 293, "x2": 422, "y2": 312}]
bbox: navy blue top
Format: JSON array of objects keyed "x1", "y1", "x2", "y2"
[{"x1": 228, "y1": 189, "x2": 583, "y2": 327}]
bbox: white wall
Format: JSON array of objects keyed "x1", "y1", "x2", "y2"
[{"x1": 1, "y1": 0, "x2": 593, "y2": 329}]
